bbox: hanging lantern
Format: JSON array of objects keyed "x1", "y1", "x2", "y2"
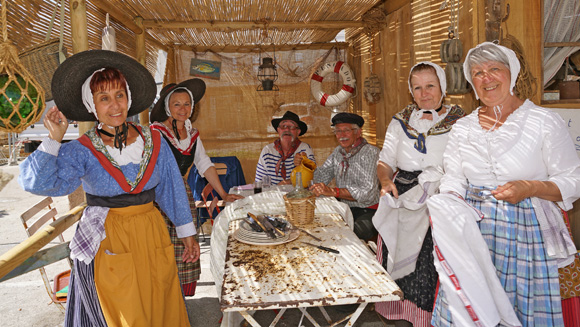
[
  {"x1": 0, "y1": 0, "x2": 45, "y2": 133},
  {"x1": 257, "y1": 34, "x2": 279, "y2": 92},
  {"x1": 257, "y1": 57, "x2": 278, "y2": 91}
]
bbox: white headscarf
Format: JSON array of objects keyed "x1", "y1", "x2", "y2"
[
  {"x1": 463, "y1": 42, "x2": 520, "y2": 99},
  {"x1": 163, "y1": 87, "x2": 195, "y2": 118},
  {"x1": 81, "y1": 68, "x2": 133, "y2": 121},
  {"x1": 407, "y1": 62, "x2": 448, "y2": 132},
  {"x1": 407, "y1": 61, "x2": 447, "y2": 105}
]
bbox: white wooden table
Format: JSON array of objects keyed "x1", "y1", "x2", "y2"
[{"x1": 213, "y1": 192, "x2": 401, "y2": 327}]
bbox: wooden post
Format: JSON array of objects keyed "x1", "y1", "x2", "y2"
[
  {"x1": 164, "y1": 46, "x2": 177, "y2": 86},
  {"x1": 0, "y1": 204, "x2": 86, "y2": 281},
  {"x1": 70, "y1": 0, "x2": 93, "y2": 135},
  {"x1": 134, "y1": 16, "x2": 150, "y2": 126}
]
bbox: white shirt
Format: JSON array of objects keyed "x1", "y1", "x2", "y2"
[
  {"x1": 440, "y1": 99, "x2": 580, "y2": 210},
  {"x1": 379, "y1": 106, "x2": 451, "y2": 173}
]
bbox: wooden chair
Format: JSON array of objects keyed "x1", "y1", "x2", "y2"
[
  {"x1": 195, "y1": 162, "x2": 228, "y2": 239},
  {"x1": 19, "y1": 197, "x2": 72, "y2": 313}
]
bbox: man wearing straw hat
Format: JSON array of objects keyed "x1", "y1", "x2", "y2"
[
  {"x1": 310, "y1": 112, "x2": 380, "y2": 241},
  {"x1": 255, "y1": 110, "x2": 316, "y2": 186}
]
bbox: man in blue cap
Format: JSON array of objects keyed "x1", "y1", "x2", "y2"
[
  {"x1": 310, "y1": 112, "x2": 380, "y2": 241},
  {"x1": 255, "y1": 111, "x2": 316, "y2": 185}
]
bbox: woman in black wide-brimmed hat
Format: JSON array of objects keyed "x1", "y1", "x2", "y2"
[
  {"x1": 18, "y1": 50, "x2": 196, "y2": 327},
  {"x1": 150, "y1": 79, "x2": 242, "y2": 296}
]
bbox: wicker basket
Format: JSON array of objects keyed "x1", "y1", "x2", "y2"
[
  {"x1": 283, "y1": 194, "x2": 316, "y2": 227},
  {"x1": 18, "y1": 38, "x2": 64, "y2": 101}
]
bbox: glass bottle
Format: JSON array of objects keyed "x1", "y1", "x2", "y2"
[{"x1": 286, "y1": 172, "x2": 313, "y2": 199}]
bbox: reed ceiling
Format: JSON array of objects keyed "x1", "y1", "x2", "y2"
[{"x1": 3, "y1": 0, "x2": 385, "y2": 74}]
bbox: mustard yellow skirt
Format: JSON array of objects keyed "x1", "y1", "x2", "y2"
[{"x1": 94, "y1": 203, "x2": 190, "y2": 327}]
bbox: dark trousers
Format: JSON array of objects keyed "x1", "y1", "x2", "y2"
[{"x1": 350, "y1": 207, "x2": 378, "y2": 241}]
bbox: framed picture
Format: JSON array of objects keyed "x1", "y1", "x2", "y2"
[{"x1": 190, "y1": 58, "x2": 221, "y2": 80}]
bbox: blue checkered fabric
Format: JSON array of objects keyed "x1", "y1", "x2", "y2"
[{"x1": 431, "y1": 185, "x2": 564, "y2": 327}]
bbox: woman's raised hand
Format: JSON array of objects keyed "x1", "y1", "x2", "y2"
[{"x1": 43, "y1": 106, "x2": 69, "y2": 143}]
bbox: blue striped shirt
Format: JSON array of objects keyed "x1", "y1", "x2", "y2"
[{"x1": 255, "y1": 142, "x2": 315, "y2": 185}]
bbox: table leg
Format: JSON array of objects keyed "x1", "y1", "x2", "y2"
[
  {"x1": 345, "y1": 303, "x2": 367, "y2": 327},
  {"x1": 329, "y1": 303, "x2": 368, "y2": 327},
  {"x1": 239, "y1": 311, "x2": 261, "y2": 327},
  {"x1": 298, "y1": 307, "x2": 322, "y2": 327},
  {"x1": 269, "y1": 308, "x2": 286, "y2": 327}
]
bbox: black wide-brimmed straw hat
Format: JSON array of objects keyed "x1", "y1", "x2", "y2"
[
  {"x1": 271, "y1": 111, "x2": 308, "y2": 136},
  {"x1": 331, "y1": 112, "x2": 364, "y2": 128},
  {"x1": 150, "y1": 78, "x2": 206, "y2": 123},
  {"x1": 51, "y1": 50, "x2": 156, "y2": 122}
]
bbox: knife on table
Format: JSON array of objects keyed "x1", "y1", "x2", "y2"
[
  {"x1": 296, "y1": 227, "x2": 321, "y2": 242},
  {"x1": 301, "y1": 241, "x2": 340, "y2": 254}
]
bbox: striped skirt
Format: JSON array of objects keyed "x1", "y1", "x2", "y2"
[
  {"x1": 431, "y1": 186, "x2": 564, "y2": 327},
  {"x1": 375, "y1": 231, "x2": 438, "y2": 327},
  {"x1": 64, "y1": 203, "x2": 190, "y2": 327}
]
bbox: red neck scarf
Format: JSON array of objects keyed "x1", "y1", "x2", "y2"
[
  {"x1": 339, "y1": 137, "x2": 367, "y2": 176},
  {"x1": 273, "y1": 138, "x2": 302, "y2": 179}
]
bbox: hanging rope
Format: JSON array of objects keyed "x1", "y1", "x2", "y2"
[
  {"x1": 0, "y1": 0, "x2": 45, "y2": 133},
  {"x1": 499, "y1": 4, "x2": 538, "y2": 100},
  {"x1": 449, "y1": 0, "x2": 459, "y2": 38}
]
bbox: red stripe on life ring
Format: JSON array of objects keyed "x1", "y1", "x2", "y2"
[
  {"x1": 320, "y1": 93, "x2": 329, "y2": 106},
  {"x1": 311, "y1": 74, "x2": 324, "y2": 83},
  {"x1": 334, "y1": 61, "x2": 344, "y2": 73},
  {"x1": 342, "y1": 84, "x2": 354, "y2": 93}
]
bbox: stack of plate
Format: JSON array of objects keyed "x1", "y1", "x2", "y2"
[{"x1": 233, "y1": 219, "x2": 299, "y2": 246}]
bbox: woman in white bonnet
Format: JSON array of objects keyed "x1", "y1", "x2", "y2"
[
  {"x1": 374, "y1": 61, "x2": 465, "y2": 327},
  {"x1": 18, "y1": 50, "x2": 197, "y2": 326},
  {"x1": 150, "y1": 79, "x2": 242, "y2": 296},
  {"x1": 430, "y1": 42, "x2": 580, "y2": 327}
]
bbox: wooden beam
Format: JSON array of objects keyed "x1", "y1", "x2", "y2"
[
  {"x1": 545, "y1": 42, "x2": 580, "y2": 48},
  {"x1": 384, "y1": 0, "x2": 410, "y2": 14},
  {"x1": 70, "y1": 0, "x2": 88, "y2": 54},
  {"x1": 0, "y1": 242, "x2": 70, "y2": 282},
  {"x1": 70, "y1": 0, "x2": 93, "y2": 135},
  {"x1": 90, "y1": 0, "x2": 143, "y2": 34},
  {"x1": 0, "y1": 204, "x2": 86, "y2": 281},
  {"x1": 135, "y1": 17, "x2": 150, "y2": 126},
  {"x1": 174, "y1": 42, "x2": 349, "y2": 54},
  {"x1": 143, "y1": 20, "x2": 364, "y2": 30}
]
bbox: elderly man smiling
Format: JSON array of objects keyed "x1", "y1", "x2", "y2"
[
  {"x1": 255, "y1": 111, "x2": 316, "y2": 185},
  {"x1": 310, "y1": 112, "x2": 380, "y2": 241}
]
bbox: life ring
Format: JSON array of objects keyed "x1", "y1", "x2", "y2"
[{"x1": 310, "y1": 61, "x2": 356, "y2": 107}]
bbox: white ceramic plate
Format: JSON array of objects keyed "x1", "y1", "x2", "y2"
[{"x1": 233, "y1": 218, "x2": 300, "y2": 246}]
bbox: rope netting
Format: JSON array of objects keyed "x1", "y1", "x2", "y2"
[{"x1": 0, "y1": 0, "x2": 45, "y2": 133}]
